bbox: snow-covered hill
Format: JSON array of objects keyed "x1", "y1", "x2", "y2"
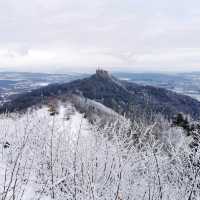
[
  {"x1": 0, "y1": 104, "x2": 92, "y2": 200},
  {"x1": 0, "y1": 102, "x2": 199, "y2": 200}
]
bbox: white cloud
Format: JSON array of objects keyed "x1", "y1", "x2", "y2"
[{"x1": 0, "y1": 0, "x2": 200, "y2": 72}]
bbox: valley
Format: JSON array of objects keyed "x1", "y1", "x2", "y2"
[
  {"x1": 0, "y1": 72, "x2": 87, "y2": 105},
  {"x1": 115, "y1": 72, "x2": 200, "y2": 101}
]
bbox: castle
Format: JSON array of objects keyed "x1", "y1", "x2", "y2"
[{"x1": 96, "y1": 69, "x2": 110, "y2": 79}]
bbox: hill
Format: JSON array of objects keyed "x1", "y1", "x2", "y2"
[{"x1": 1, "y1": 69, "x2": 200, "y2": 120}]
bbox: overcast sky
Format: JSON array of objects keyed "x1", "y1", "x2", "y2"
[{"x1": 0, "y1": 0, "x2": 200, "y2": 73}]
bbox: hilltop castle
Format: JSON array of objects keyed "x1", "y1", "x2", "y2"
[{"x1": 96, "y1": 69, "x2": 110, "y2": 79}]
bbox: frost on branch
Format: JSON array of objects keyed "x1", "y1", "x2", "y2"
[{"x1": 0, "y1": 104, "x2": 199, "y2": 200}]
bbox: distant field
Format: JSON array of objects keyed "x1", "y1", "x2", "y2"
[
  {"x1": 0, "y1": 72, "x2": 88, "y2": 104},
  {"x1": 114, "y1": 72, "x2": 200, "y2": 101}
]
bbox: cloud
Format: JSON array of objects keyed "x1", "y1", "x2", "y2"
[{"x1": 0, "y1": 0, "x2": 200, "y2": 72}]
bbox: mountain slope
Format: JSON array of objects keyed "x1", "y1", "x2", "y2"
[{"x1": 1, "y1": 70, "x2": 200, "y2": 120}]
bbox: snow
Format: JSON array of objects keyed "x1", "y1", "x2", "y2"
[
  {"x1": 0, "y1": 103, "x2": 92, "y2": 200},
  {"x1": 32, "y1": 82, "x2": 49, "y2": 87},
  {"x1": 119, "y1": 77, "x2": 131, "y2": 81},
  {"x1": 0, "y1": 102, "x2": 198, "y2": 200}
]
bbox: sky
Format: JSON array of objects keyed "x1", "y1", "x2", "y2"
[{"x1": 0, "y1": 0, "x2": 200, "y2": 73}]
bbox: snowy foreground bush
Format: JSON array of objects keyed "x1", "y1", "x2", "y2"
[{"x1": 0, "y1": 104, "x2": 200, "y2": 200}]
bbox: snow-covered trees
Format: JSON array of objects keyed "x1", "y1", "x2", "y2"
[{"x1": 0, "y1": 104, "x2": 200, "y2": 200}]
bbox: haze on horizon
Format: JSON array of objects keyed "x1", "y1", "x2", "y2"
[{"x1": 0, "y1": 0, "x2": 200, "y2": 73}]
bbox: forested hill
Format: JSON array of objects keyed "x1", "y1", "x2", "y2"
[{"x1": 1, "y1": 69, "x2": 200, "y2": 120}]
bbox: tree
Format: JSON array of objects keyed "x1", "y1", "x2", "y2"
[{"x1": 172, "y1": 113, "x2": 191, "y2": 135}]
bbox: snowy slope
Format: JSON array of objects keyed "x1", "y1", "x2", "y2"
[
  {"x1": 0, "y1": 104, "x2": 92, "y2": 200},
  {"x1": 0, "y1": 102, "x2": 197, "y2": 200}
]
